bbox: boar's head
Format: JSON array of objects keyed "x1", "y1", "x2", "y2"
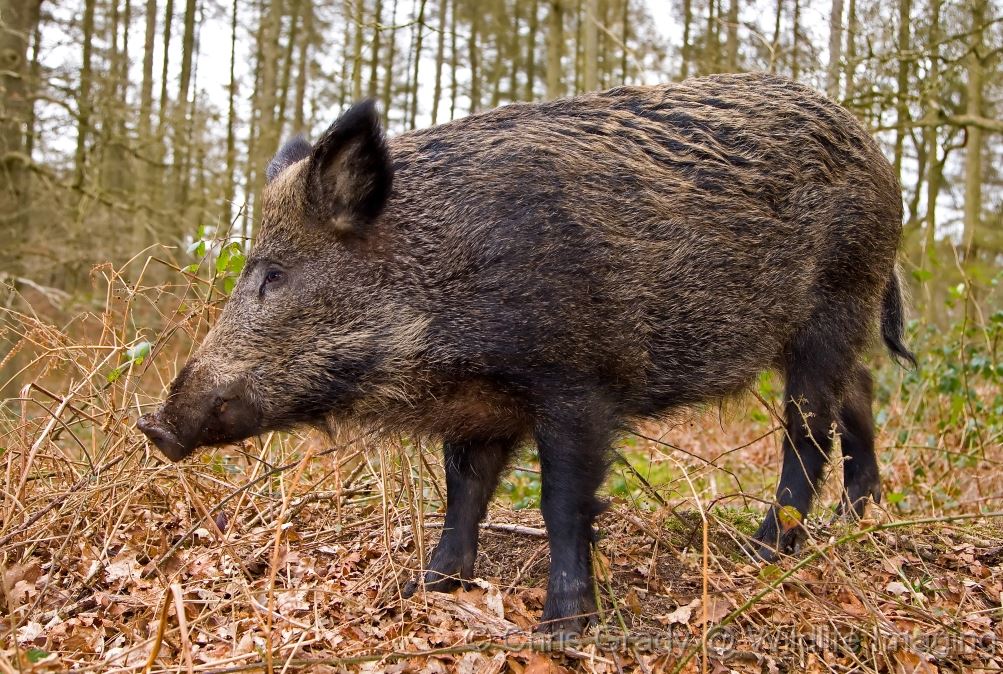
[{"x1": 138, "y1": 101, "x2": 396, "y2": 461}]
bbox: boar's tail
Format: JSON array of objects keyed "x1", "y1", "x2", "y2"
[{"x1": 880, "y1": 269, "x2": 917, "y2": 368}]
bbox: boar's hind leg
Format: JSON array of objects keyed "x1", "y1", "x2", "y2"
[
  {"x1": 534, "y1": 403, "x2": 612, "y2": 636},
  {"x1": 837, "y1": 365, "x2": 880, "y2": 519},
  {"x1": 753, "y1": 344, "x2": 853, "y2": 561},
  {"x1": 403, "y1": 436, "x2": 516, "y2": 596}
]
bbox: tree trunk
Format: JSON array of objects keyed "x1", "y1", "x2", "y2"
[
  {"x1": 526, "y1": 0, "x2": 539, "y2": 98},
  {"x1": 25, "y1": 9, "x2": 42, "y2": 162},
  {"x1": 277, "y1": 0, "x2": 303, "y2": 137},
  {"x1": 574, "y1": 0, "x2": 582, "y2": 92},
  {"x1": 769, "y1": 0, "x2": 782, "y2": 73},
  {"x1": 173, "y1": 0, "x2": 198, "y2": 209},
  {"x1": 681, "y1": 0, "x2": 693, "y2": 78},
  {"x1": 368, "y1": 0, "x2": 382, "y2": 98},
  {"x1": 252, "y1": 0, "x2": 284, "y2": 231},
  {"x1": 138, "y1": 0, "x2": 158, "y2": 148},
  {"x1": 449, "y1": 0, "x2": 458, "y2": 118},
  {"x1": 338, "y1": 1, "x2": 350, "y2": 108},
  {"x1": 74, "y1": 0, "x2": 96, "y2": 190},
  {"x1": 352, "y1": 0, "x2": 365, "y2": 100},
  {"x1": 431, "y1": 0, "x2": 447, "y2": 122},
  {"x1": 790, "y1": 0, "x2": 800, "y2": 79},
  {"x1": 508, "y1": 0, "x2": 521, "y2": 100},
  {"x1": 825, "y1": 0, "x2": 843, "y2": 98},
  {"x1": 892, "y1": 0, "x2": 911, "y2": 179},
  {"x1": 963, "y1": 0, "x2": 986, "y2": 259},
  {"x1": 546, "y1": 0, "x2": 563, "y2": 99},
  {"x1": 583, "y1": 0, "x2": 598, "y2": 90},
  {"x1": 921, "y1": 0, "x2": 941, "y2": 258},
  {"x1": 224, "y1": 0, "x2": 239, "y2": 224},
  {"x1": 843, "y1": 0, "x2": 856, "y2": 101},
  {"x1": 382, "y1": 0, "x2": 399, "y2": 123},
  {"x1": 157, "y1": 0, "x2": 175, "y2": 133},
  {"x1": 409, "y1": 0, "x2": 427, "y2": 127},
  {"x1": 620, "y1": 0, "x2": 629, "y2": 83},
  {"x1": 402, "y1": 0, "x2": 415, "y2": 123},
  {"x1": 468, "y1": 3, "x2": 480, "y2": 111},
  {"x1": 294, "y1": 4, "x2": 312, "y2": 131},
  {"x1": 726, "y1": 0, "x2": 739, "y2": 71},
  {"x1": 102, "y1": 0, "x2": 131, "y2": 197},
  {"x1": 0, "y1": 0, "x2": 42, "y2": 275},
  {"x1": 704, "y1": 0, "x2": 717, "y2": 74}
]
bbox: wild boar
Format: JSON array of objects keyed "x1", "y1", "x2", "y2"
[{"x1": 138, "y1": 72, "x2": 914, "y2": 634}]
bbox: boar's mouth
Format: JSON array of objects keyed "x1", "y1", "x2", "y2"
[{"x1": 137, "y1": 380, "x2": 261, "y2": 462}]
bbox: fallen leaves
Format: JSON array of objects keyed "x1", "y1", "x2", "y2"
[{"x1": 3, "y1": 462, "x2": 1003, "y2": 673}]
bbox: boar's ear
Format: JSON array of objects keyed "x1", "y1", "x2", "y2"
[
  {"x1": 306, "y1": 100, "x2": 393, "y2": 237},
  {"x1": 267, "y1": 135, "x2": 312, "y2": 183}
]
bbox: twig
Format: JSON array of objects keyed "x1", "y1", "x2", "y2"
[{"x1": 0, "y1": 453, "x2": 126, "y2": 549}]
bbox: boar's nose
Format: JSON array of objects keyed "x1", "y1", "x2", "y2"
[{"x1": 137, "y1": 412, "x2": 191, "y2": 463}]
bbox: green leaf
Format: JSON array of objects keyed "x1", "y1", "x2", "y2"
[
  {"x1": 107, "y1": 366, "x2": 123, "y2": 383},
  {"x1": 215, "y1": 245, "x2": 231, "y2": 274},
  {"x1": 777, "y1": 505, "x2": 802, "y2": 533},
  {"x1": 126, "y1": 341, "x2": 152, "y2": 365},
  {"x1": 910, "y1": 268, "x2": 933, "y2": 283},
  {"x1": 227, "y1": 249, "x2": 245, "y2": 274},
  {"x1": 183, "y1": 263, "x2": 199, "y2": 274},
  {"x1": 758, "y1": 564, "x2": 784, "y2": 582},
  {"x1": 26, "y1": 648, "x2": 49, "y2": 663}
]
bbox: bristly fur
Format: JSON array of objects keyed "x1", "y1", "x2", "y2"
[
  {"x1": 148, "y1": 73, "x2": 914, "y2": 634},
  {"x1": 266, "y1": 135, "x2": 311, "y2": 183}
]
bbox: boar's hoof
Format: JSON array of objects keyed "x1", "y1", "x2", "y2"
[
  {"x1": 836, "y1": 479, "x2": 881, "y2": 522},
  {"x1": 401, "y1": 569, "x2": 470, "y2": 598},
  {"x1": 534, "y1": 613, "x2": 597, "y2": 638},
  {"x1": 402, "y1": 542, "x2": 476, "y2": 598},
  {"x1": 750, "y1": 507, "x2": 807, "y2": 562},
  {"x1": 535, "y1": 593, "x2": 598, "y2": 637}
]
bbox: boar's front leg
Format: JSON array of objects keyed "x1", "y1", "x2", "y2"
[
  {"x1": 534, "y1": 403, "x2": 612, "y2": 636},
  {"x1": 403, "y1": 437, "x2": 515, "y2": 596}
]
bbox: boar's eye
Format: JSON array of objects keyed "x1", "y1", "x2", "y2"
[{"x1": 259, "y1": 268, "x2": 286, "y2": 296}]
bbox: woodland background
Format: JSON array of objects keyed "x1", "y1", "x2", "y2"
[
  {"x1": 0, "y1": 0, "x2": 1000, "y2": 297},
  {"x1": 1, "y1": 0, "x2": 1003, "y2": 672}
]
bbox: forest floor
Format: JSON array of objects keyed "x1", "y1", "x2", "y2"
[
  {"x1": 2, "y1": 265, "x2": 1003, "y2": 673},
  {"x1": 3, "y1": 418, "x2": 1002, "y2": 674}
]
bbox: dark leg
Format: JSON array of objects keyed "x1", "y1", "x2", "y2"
[
  {"x1": 837, "y1": 365, "x2": 880, "y2": 519},
  {"x1": 753, "y1": 347, "x2": 848, "y2": 560},
  {"x1": 534, "y1": 402, "x2": 612, "y2": 635},
  {"x1": 404, "y1": 436, "x2": 516, "y2": 595}
]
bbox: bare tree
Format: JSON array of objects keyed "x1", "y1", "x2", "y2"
[
  {"x1": 826, "y1": 0, "x2": 844, "y2": 97},
  {"x1": 726, "y1": 0, "x2": 739, "y2": 71},
  {"x1": 892, "y1": 0, "x2": 911, "y2": 178},
  {"x1": 0, "y1": 0, "x2": 42, "y2": 272},
  {"x1": 583, "y1": 0, "x2": 599, "y2": 90},
  {"x1": 546, "y1": 0, "x2": 563, "y2": 99},
  {"x1": 431, "y1": 0, "x2": 448, "y2": 122},
  {"x1": 963, "y1": 0, "x2": 987, "y2": 257}
]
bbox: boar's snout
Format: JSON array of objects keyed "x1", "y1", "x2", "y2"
[
  {"x1": 136, "y1": 412, "x2": 188, "y2": 462},
  {"x1": 138, "y1": 378, "x2": 260, "y2": 462}
]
